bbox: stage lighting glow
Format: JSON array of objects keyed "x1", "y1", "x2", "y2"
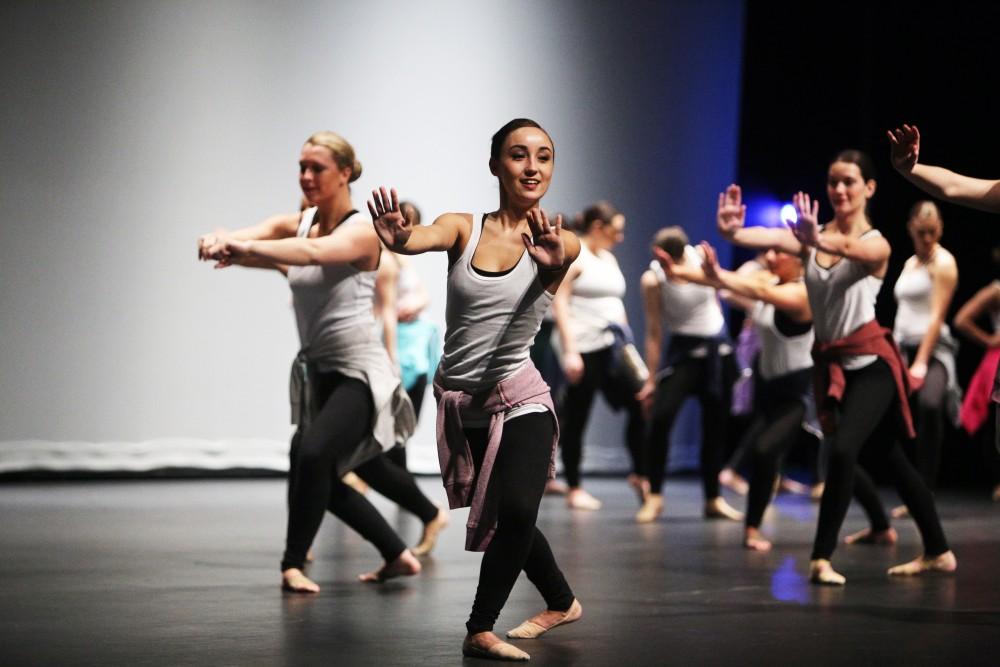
[{"x1": 780, "y1": 203, "x2": 797, "y2": 226}]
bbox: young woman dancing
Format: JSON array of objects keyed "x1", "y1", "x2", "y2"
[
  {"x1": 717, "y1": 150, "x2": 956, "y2": 585},
  {"x1": 636, "y1": 226, "x2": 743, "y2": 523},
  {"x1": 198, "y1": 131, "x2": 447, "y2": 593},
  {"x1": 370, "y1": 119, "x2": 581, "y2": 662},
  {"x1": 658, "y1": 240, "x2": 820, "y2": 551},
  {"x1": 551, "y1": 201, "x2": 648, "y2": 510},
  {"x1": 891, "y1": 200, "x2": 960, "y2": 516}
]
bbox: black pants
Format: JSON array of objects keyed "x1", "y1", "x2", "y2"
[
  {"x1": 745, "y1": 399, "x2": 807, "y2": 529},
  {"x1": 281, "y1": 371, "x2": 438, "y2": 571},
  {"x1": 811, "y1": 360, "x2": 950, "y2": 560},
  {"x1": 646, "y1": 357, "x2": 729, "y2": 499},
  {"x1": 386, "y1": 374, "x2": 428, "y2": 470},
  {"x1": 906, "y1": 356, "x2": 949, "y2": 489},
  {"x1": 464, "y1": 412, "x2": 574, "y2": 634},
  {"x1": 558, "y1": 347, "x2": 646, "y2": 487}
]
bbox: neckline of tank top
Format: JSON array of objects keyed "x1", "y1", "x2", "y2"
[
  {"x1": 812, "y1": 226, "x2": 879, "y2": 271},
  {"x1": 305, "y1": 207, "x2": 359, "y2": 236},
  {"x1": 469, "y1": 212, "x2": 528, "y2": 277}
]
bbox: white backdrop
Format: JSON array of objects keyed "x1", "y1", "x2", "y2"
[{"x1": 0, "y1": 0, "x2": 745, "y2": 473}]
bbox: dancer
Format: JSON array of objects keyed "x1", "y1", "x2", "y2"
[
  {"x1": 370, "y1": 118, "x2": 581, "y2": 662},
  {"x1": 954, "y1": 277, "x2": 1000, "y2": 499},
  {"x1": 637, "y1": 226, "x2": 743, "y2": 523},
  {"x1": 891, "y1": 200, "x2": 960, "y2": 517},
  {"x1": 198, "y1": 131, "x2": 447, "y2": 593},
  {"x1": 551, "y1": 201, "x2": 648, "y2": 510},
  {"x1": 658, "y1": 241, "x2": 819, "y2": 551},
  {"x1": 717, "y1": 150, "x2": 957, "y2": 585}
]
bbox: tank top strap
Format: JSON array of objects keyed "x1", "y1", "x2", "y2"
[
  {"x1": 458, "y1": 212, "x2": 485, "y2": 268},
  {"x1": 297, "y1": 207, "x2": 318, "y2": 238}
]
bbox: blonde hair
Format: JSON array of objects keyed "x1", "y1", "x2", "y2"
[
  {"x1": 652, "y1": 226, "x2": 689, "y2": 261},
  {"x1": 908, "y1": 200, "x2": 942, "y2": 229},
  {"x1": 305, "y1": 131, "x2": 363, "y2": 183}
]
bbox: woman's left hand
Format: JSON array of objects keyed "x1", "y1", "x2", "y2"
[
  {"x1": 522, "y1": 208, "x2": 565, "y2": 270},
  {"x1": 908, "y1": 361, "x2": 927, "y2": 393},
  {"x1": 789, "y1": 191, "x2": 821, "y2": 247},
  {"x1": 204, "y1": 238, "x2": 251, "y2": 269}
]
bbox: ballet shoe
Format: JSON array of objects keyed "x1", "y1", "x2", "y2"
[
  {"x1": 462, "y1": 633, "x2": 530, "y2": 661},
  {"x1": 778, "y1": 477, "x2": 810, "y2": 495},
  {"x1": 566, "y1": 488, "x2": 602, "y2": 511},
  {"x1": 412, "y1": 506, "x2": 449, "y2": 557},
  {"x1": 809, "y1": 559, "x2": 846, "y2": 586},
  {"x1": 704, "y1": 496, "x2": 743, "y2": 521},
  {"x1": 888, "y1": 550, "x2": 957, "y2": 577},
  {"x1": 636, "y1": 493, "x2": 664, "y2": 523},
  {"x1": 627, "y1": 474, "x2": 651, "y2": 505},
  {"x1": 507, "y1": 598, "x2": 582, "y2": 639}
]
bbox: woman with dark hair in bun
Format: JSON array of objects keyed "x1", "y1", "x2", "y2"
[
  {"x1": 718, "y1": 149, "x2": 956, "y2": 585},
  {"x1": 371, "y1": 118, "x2": 582, "y2": 661},
  {"x1": 198, "y1": 131, "x2": 446, "y2": 594},
  {"x1": 551, "y1": 201, "x2": 648, "y2": 510}
]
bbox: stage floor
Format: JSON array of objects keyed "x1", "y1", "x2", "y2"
[{"x1": 1, "y1": 477, "x2": 998, "y2": 666}]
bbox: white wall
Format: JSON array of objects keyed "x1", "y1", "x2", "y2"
[{"x1": 0, "y1": 0, "x2": 744, "y2": 473}]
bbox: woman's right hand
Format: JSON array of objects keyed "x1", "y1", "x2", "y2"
[
  {"x1": 636, "y1": 379, "x2": 656, "y2": 417},
  {"x1": 716, "y1": 184, "x2": 746, "y2": 238},
  {"x1": 562, "y1": 352, "x2": 584, "y2": 385},
  {"x1": 197, "y1": 229, "x2": 229, "y2": 260},
  {"x1": 887, "y1": 124, "x2": 920, "y2": 173},
  {"x1": 369, "y1": 187, "x2": 412, "y2": 250}
]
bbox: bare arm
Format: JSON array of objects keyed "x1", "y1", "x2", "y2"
[
  {"x1": 889, "y1": 124, "x2": 1000, "y2": 213},
  {"x1": 909, "y1": 253, "x2": 958, "y2": 377},
  {"x1": 369, "y1": 187, "x2": 468, "y2": 259},
  {"x1": 954, "y1": 282, "x2": 1000, "y2": 349},
  {"x1": 716, "y1": 184, "x2": 805, "y2": 255},
  {"x1": 551, "y1": 261, "x2": 584, "y2": 384},
  {"x1": 789, "y1": 191, "x2": 890, "y2": 273},
  {"x1": 207, "y1": 223, "x2": 380, "y2": 269},
  {"x1": 638, "y1": 270, "x2": 663, "y2": 412},
  {"x1": 374, "y1": 250, "x2": 400, "y2": 364}
]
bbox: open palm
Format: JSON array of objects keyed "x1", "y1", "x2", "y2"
[
  {"x1": 717, "y1": 184, "x2": 746, "y2": 237},
  {"x1": 887, "y1": 124, "x2": 920, "y2": 173},
  {"x1": 521, "y1": 208, "x2": 565, "y2": 269},
  {"x1": 368, "y1": 186, "x2": 412, "y2": 250}
]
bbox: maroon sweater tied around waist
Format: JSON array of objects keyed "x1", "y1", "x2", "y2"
[{"x1": 811, "y1": 319, "x2": 915, "y2": 439}]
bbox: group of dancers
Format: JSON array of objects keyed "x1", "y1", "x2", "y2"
[{"x1": 197, "y1": 120, "x2": 998, "y2": 661}]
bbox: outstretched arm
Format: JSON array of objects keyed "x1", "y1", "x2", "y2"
[
  {"x1": 716, "y1": 184, "x2": 804, "y2": 255},
  {"x1": 197, "y1": 212, "x2": 301, "y2": 272},
  {"x1": 888, "y1": 124, "x2": 1000, "y2": 213},
  {"x1": 203, "y1": 222, "x2": 380, "y2": 269},
  {"x1": 369, "y1": 187, "x2": 467, "y2": 257},
  {"x1": 954, "y1": 282, "x2": 1000, "y2": 349},
  {"x1": 788, "y1": 191, "x2": 890, "y2": 272}
]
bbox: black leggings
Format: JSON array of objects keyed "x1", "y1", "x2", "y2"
[
  {"x1": 811, "y1": 360, "x2": 949, "y2": 560},
  {"x1": 745, "y1": 399, "x2": 806, "y2": 529},
  {"x1": 558, "y1": 347, "x2": 645, "y2": 487},
  {"x1": 907, "y1": 356, "x2": 949, "y2": 489},
  {"x1": 281, "y1": 372, "x2": 438, "y2": 571},
  {"x1": 464, "y1": 412, "x2": 574, "y2": 634},
  {"x1": 646, "y1": 358, "x2": 728, "y2": 499}
]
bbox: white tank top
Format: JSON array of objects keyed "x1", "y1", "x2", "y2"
[
  {"x1": 287, "y1": 208, "x2": 376, "y2": 363},
  {"x1": 649, "y1": 246, "x2": 725, "y2": 336},
  {"x1": 437, "y1": 213, "x2": 554, "y2": 392},
  {"x1": 804, "y1": 228, "x2": 883, "y2": 370},
  {"x1": 751, "y1": 300, "x2": 814, "y2": 381},
  {"x1": 893, "y1": 255, "x2": 952, "y2": 345},
  {"x1": 568, "y1": 243, "x2": 627, "y2": 353}
]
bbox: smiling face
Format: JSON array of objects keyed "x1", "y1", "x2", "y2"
[
  {"x1": 298, "y1": 143, "x2": 351, "y2": 205},
  {"x1": 826, "y1": 161, "x2": 876, "y2": 220},
  {"x1": 490, "y1": 127, "x2": 554, "y2": 207}
]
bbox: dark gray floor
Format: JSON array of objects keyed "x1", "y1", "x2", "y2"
[{"x1": 1, "y1": 477, "x2": 998, "y2": 666}]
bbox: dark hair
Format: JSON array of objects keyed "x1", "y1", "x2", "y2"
[
  {"x1": 580, "y1": 201, "x2": 620, "y2": 233},
  {"x1": 831, "y1": 149, "x2": 876, "y2": 182},
  {"x1": 652, "y1": 226, "x2": 689, "y2": 261},
  {"x1": 490, "y1": 118, "x2": 552, "y2": 161},
  {"x1": 400, "y1": 200, "x2": 421, "y2": 225}
]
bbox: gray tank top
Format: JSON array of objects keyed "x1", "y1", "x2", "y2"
[
  {"x1": 804, "y1": 228, "x2": 883, "y2": 370},
  {"x1": 287, "y1": 207, "x2": 376, "y2": 366},
  {"x1": 437, "y1": 213, "x2": 554, "y2": 392}
]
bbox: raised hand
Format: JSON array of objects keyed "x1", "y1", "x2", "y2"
[
  {"x1": 887, "y1": 124, "x2": 920, "y2": 173},
  {"x1": 521, "y1": 208, "x2": 565, "y2": 270},
  {"x1": 789, "y1": 191, "x2": 820, "y2": 247},
  {"x1": 369, "y1": 187, "x2": 411, "y2": 250},
  {"x1": 652, "y1": 246, "x2": 677, "y2": 275},
  {"x1": 698, "y1": 241, "x2": 723, "y2": 283},
  {"x1": 717, "y1": 184, "x2": 746, "y2": 238}
]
